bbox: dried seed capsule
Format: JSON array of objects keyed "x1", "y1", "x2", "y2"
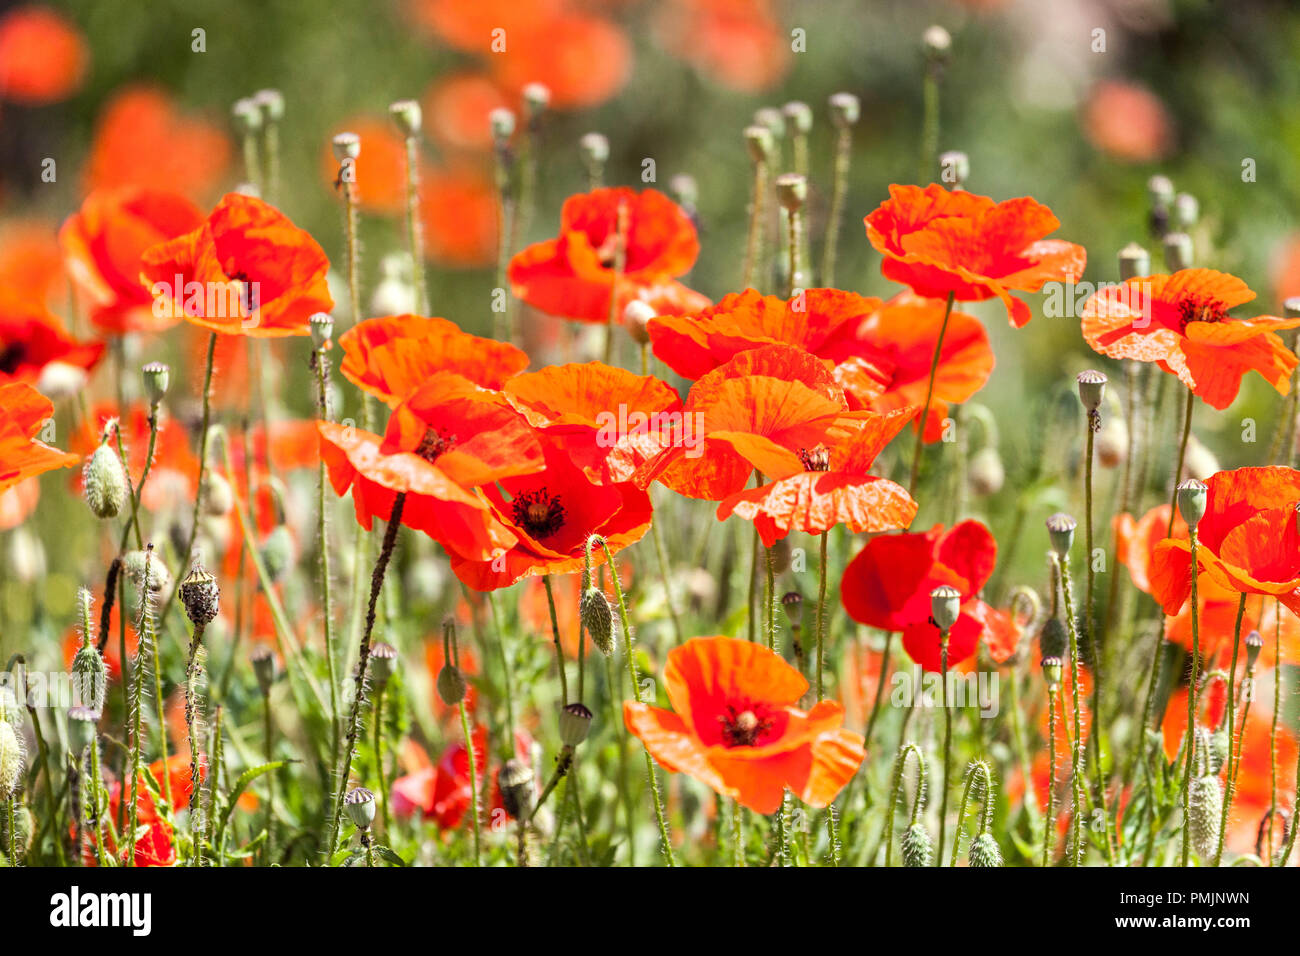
[
  {"x1": 309, "y1": 312, "x2": 334, "y2": 350},
  {"x1": 1147, "y1": 174, "x2": 1175, "y2": 210},
  {"x1": 968, "y1": 831, "x2": 1003, "y2": 867},
  {"x1": 436, "y1": 662, "x2": 467, "y2": 706},
  {"x1": 0, "y1": 721, "x2": 24, "y2": 796},
  {"x1": 774, "y1": 173, "x2": 807, "y2": 212},
  {"x1": 743, "y1": 124, "x2": 775, "y2": 164},
  {"x1": 1189, "y1": 774, "x2": 1222, "y2": 860},
  {"x1": 559, "y1": 702, "x2": 594, "y2": 748},
  {"x1": 1163, "y1": 231, "x2": 1193, "y2": 271},
  {"x1": 902, "y1": 822, "x2": 933, "y2": 867},
  {"x1": 254, "y1": 88, "x2": 285, "y2": 122},
  {"x1": 828, "y1": 92, "x2": 860, "y2": 128},
  {"x1": 498, "y1": 759, "x2": 535, "y2": 819},
  {"x1": 142, "y1": 361, "x2": 170, "y2": 404},
  {"x1": 84, "y1": 442, "x2": 127, "y2": 519},
  {"x1": 580, "y1": 587, "x2": 615, "y2": 657},
  {"x1": 782, "y1": 100, "x2": 812, "y2": 135},
  {"x1": 331, "y1": 132, "x2": 360, "y2": 163},
  {"x1": 1045, "y1": 512, "x2": 1077, "y2": 557},
  {"x1": 1077, "y1": 369, "x2": 1107, "y2": 414},
  {"x1": 179, "y1": 561, "x2": 220, "y2": 627},
  {"x1": 1177, "y1": 478, "x2": 1208, "y2": 530},
  {"x1": 344, "y1": 786, "x2": 376, "y2": 831},
  {"x1": 930, "y1": 585, "x2": 962, "y2": 632},
  {"x1": 579, "y1": 131, "x2": 609, "y2": 167},
  {"x1": 232, "y1": 97, "x2": 262, "y2": 133},
  {"x1": 72, "y1": 643, "x2": 106, "y2": 712},
  {"x1": 753, "y1": 106, "x2": 785, "y2": 140},
  {"x1": 370, "y1": 641, "x2": 398, "y2": 688},
  {"x1": 1172, "y1": 192, "x2": 1199, "y2": 229}
]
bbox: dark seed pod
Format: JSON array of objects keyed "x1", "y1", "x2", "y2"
[
  {"x1": 436, "y1": 662, "x2": 467, "y2": 706},
  {"x1": 580, "y1": 587, "x2": 615, "y2": 656},
  {"x1": 559, "y1": 702, "x2": 594, "y2": 748},
  {"x1": 179, "y1": 561, "x2": 220, "y2": 626},
  {"x1": 902, "y1": 822, "x2": 933, "y2": 867},
  {"x1": 969, "y1": 831, "x2": 1003, "y2": 867},
  {"x1": 498, "y1": 759, "x2": 535, "y2": 819},
  {"x1": 780, "y1": 591, "x2": 803, "y2": 627},
  {"x1": 1039, "y1": 618, "x2": 1068, "y2": 659},
  {"x1": 250, "y1": 647, "x2": 276, "y2": 697},
  {"x1": 370, "y1": 642, "x2": 398, "y2": 688}
]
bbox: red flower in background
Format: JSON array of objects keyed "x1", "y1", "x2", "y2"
[
  {"x1": 322, "y1": 117, "x2": 425, "y2": 216},
  {"x1": 0, "y1": 220, "x2": 67, "y2": 306},
  {"x1": 141, "y1": 193, "x2": 333, "y2": 337},
  {"x1": 1081, "y1": 269, "x2": 1300, "y2": 409},
  {"x1": 624, "y1": 635, "x2": 865, "y2": 814},
  {"x1": 0, "y1": 294, "x2": 102, "y2": 387},
  {"x1": 422, "y1": 73, "x2": 508, "y2": 151},
  {"x1": 509, "y1": 187, "x2": 706, "y2": 324},
  {"x1": 60, "y1": 187, "x2": 204, "y2": 335},
  {"x1": 0, "y1": 5, "x2": 87, "y2": 105},
  {"x1": 865, "y1": 183, "x2": 1086, "y2": 327},
  {"x1": 654, "y1": 0, "x2": 791, "y2": 93},
  {"x1": 1081, "y1": 80, "x2": 1173, "y2": 163},
  {"x1": 0, "y1": 382, "x2": 79, "y2": 494},
  {"x1": 491, "y1": 14, "x2": 631, "y2": 109},
  {"x1": 841, "y1": 520, "x2": 1001, "y2": 672},
  {"x1": 420, "y1": 164, "x2": 500, "y2": 268}
]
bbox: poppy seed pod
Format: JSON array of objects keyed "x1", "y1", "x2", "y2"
[
  {"x1": 1041, "y1": 656, "x2": 1063, "y2": 690},
  {"x1": 753, "y1": 106, "x2": 785, "y2": 139},
  {"x1": 782, "y1": 100, "x2": 812, "y2": 135},
  {"x1": 969, "y1": 831, "x2": 1003, "y2": 867},
  {"x1": 939, "y1": 150, "x2": 969, "y2": 188},
  {"x1": 250, "y1": 647, "x2": 276, "y2": 697},
  {"x1": 259, "y1": 525, "x2": 295, "y2": 583},
  {"x1": 1076, "y1": 369, "x2": 1107, "y2": 414},
  {"x1": 775, "y1": 173, "x2": 807, "y2": 212},
  {"x1": 498, "y1": 759, "x2": 535, "y2": 819},
  {"x1": 309, "y1": 312, "x2": 334, "y2": 350},
  {"x1": 1172, "y1": 192, "x2": 1199, "y2": 230},
  {"x1": 1176, "y1": 478, "x2": 1208, "y2": 530},
  {"x1": 743, "y1": 124, "x2": 775, "y2": 164},
  {"x1": 1045, "y1": 512, "x2": 1077, "y2": 557},
  {"x1": 232, "y1": 97, "x2": 262, "y2": 132},
  {"x1": 623, "y1": 299, "x2": 656, "y2": 345},
  {"x1": 1245, "y1": 630, "x2": 1264, "y2": 671},
  {"x1": 67, "y1": 705, "x2": 99, "y2": 754},
  {"x1": 1189, "y1": 774, "x2": 1222, "y2": 859},
  {"x1": 1163, "y1": 231, "x2": 1193, "y2": 271},
  {"x1": 141, "y1": 361, "x2": 170, "y2": 404},
  {"x1": 344, "y1": 787, "x2": 376, "y2": 831},
  {"x1": 84, "y1": 442, "x2": 127, "y2": 519},
  {"x1": 436, "y1": 662, "x2": 467, "y2": 706},
  {"x1": 968, "y1": 446, "x2": 1005, "y2": 497},
  {"x1": 254, "y1": 88, "x2": 285, "y2": 122},
  {"x1": 1039, "y1": 618, "x2": 1068, "y2": 659},
  {"x1": 922, "y1": 24, "x2": 951, "y2": 61},
  {"x1": 370, "y1": 642, "x2": 398, "y2": 688},
  {"x1": 522, "y1": 82, "x2": 551, "y2": 118},
  {"x1": 389, "y1": 98, "x2": 422, "y2": 138},
  {"x1": 579, "y1": 131, "x2": 609, "y2": 167},
  {"x1": 580, "y1": 587, "x2": 615, "y2": 657},
  {"x1": 902, "y1": 822, "x2": 933, "y2": 867},
  {"x1": 828, "y1": 92, "x2": 860, "y2": 128},
  {"x1": 1118, "y1": 242, "x2": 1150, "y2": 280},
  {"x1": 930, "y1": 585, "x2": 962, "y2": 632},
  {"x1": 331, "y1": 132, "x2": 360, "y2": 163},
  {"x1": 0, "y1": 721, "x2": 23, "y2": 796},
  {"x1": 72, "y1": 643, "x2": 106, "y2": 711},
  {"x1": 559, "y1": 702, "x2": 594, "y2": 748},
  {"x1": 780, "y1": 591, "x2": 804, "y2": 628},
  {"x1": 489, "y1": 107, "x2": 516, "y2": 143},
  {"x1": 1147, "y1": 174, "x2": 1175, "y2": 210},
  {"x1": 202, "y1": 471, "x2": 233, "y2": 517},
  {"x1": 179, "y1": 561, "x2": 220, "y2": 627}
]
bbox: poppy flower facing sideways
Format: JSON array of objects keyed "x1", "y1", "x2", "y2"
[
  {"x1": 0, "y1": 294, "x2": 103, "y2": 387},
  {"x1": 1149, "y1": 466, "x2": 1300, "y2": 618},
  {"x1": 624, "y1": 635, "x2": 865, "y2": 814},
  {"x1": 509, "y1": 187, "x2": 707, "y2": 324},
  {"x1": 1081, "y1": 269, "x2": 1300, "y2": 409},
  {"x1": 319, "y1": 373, "x2": 543, "y2": 560},
  {"x1": 141, "y1": 193, "x2": 333, "y2": 337},
  {"x1": 0, "y1": 382, "x2": 80, "y2": 494},
  {"x1": 717, "y1": 406, "x2": 918, "y2": 545},
  {"x1": 865, "y1": 183, "x2": 1086, "y2": 327},
  {"x1": 841, "y1": 520, "x2": 1000, "y2": 672},
  {"x1": 339, "y1": 313, "x2": 530, "y2": 406},
  {"x1": 60, "y1": 187, "x2": 204, "y2": 335}
]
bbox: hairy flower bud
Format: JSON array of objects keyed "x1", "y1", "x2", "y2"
[
  {"x1": 1039, "y1": 618, "x2": 1068, "y2": 659},
  {"x1": 0, "y1": 804, "x2": 33, "y2": 857},
  {"x1": 902, "y1": 822, "x2": 933, "y2": 867},
  {"x1": 73, "y1": 643, "x2": 106, "y2": 712},
  {"x1": 1189, "y1": 774, "x2": 1222, "y2": 860},
  {"x1": 489, "y1": 107, "x2": 516, "y2": 143},
  {"x1": 84, "y1": 442, "x2": 127, "y2": 519},
  {"x1": 580, "y1": 587, "x2": 615, "y2": 656},
  {"x1": 0, "y1": 687, "x2": 21, "y2": 726},
  {"x1": 0, "y1": 721, "x2": 24, "y2": 796},
  {"x1": 123, "y1": 549, "x2": 170, "y2": 595},
  {"x1": 498, "y1": 759, "x2": 535, "y2": 819},
  {"x1": 259, "y1": 525, "x2": 295, "y2": 583},
  {"x1": 202, "y1": 471, "x2": 233, "y2": 517},
  {"x1": 969, "y1": 831, "x2": 1003, "y2": 867},
  {"x1": 1096, "y1": 416, "x2": 1128, "y2": 469}
]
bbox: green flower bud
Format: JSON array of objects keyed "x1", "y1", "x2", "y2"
[
  {"x1": 902, "y1": 822, "x2": 933, "y2": 867},
  {"x1": 968, "y1": 446, "x2": 1005, "y2": 497},
  {"x1": 1207, "y1": 727, "x2": 1230, "y2": 776},
  {"x1": 122, "y1": 549, "x2": 171, "y2": 595},
  {"x1": 344, "y1": 786, "x2": 376, "y2": 831},
  {"x1": 1189, "y1": 774, "x2": 1222, "y2": 860},
  {"x1": 1045, "y1": 512, "x2": 1077, "y2": 557},
  {"x1": 0, "y1": 804, "x2": 33, "y2": 857},
  {"x1": 498, "y1": 759, "x2": 535, "y2": 820},
  {"x1": 968, "y1": 831, "x2": 1003, "y2": 867},
  {"x1": 72, "y1": 643, "x2": 106, "y2": 712},
  {"x1": 259, "y1": 525, "x2": 295, "y2": 583},
  {"x1": 0, "y1": 721, "x2": 24, "y2": 796},
  {"x1": 1177, "y1": 478, "x2": 1208, "y2": 530},
  {"x1": 559, "y1": 702, "x2": 593, "y2": 748},
  {"x1": 84, "y1": 442, "x2": 127, "y2": 519},
  {"x1": 580, "y1": 587, "x2": 615, "y2": 656},
  {"x1": 179, "y1": 561, "x2": 220, "y2": 627},
  {"x1": 142, "y1": 361, "x2": 170, "y2": 405},
  {"x1": 437, "y1": 662, "x2": 467, "y2": 706},
  {"x1": 0, "y1": 687, "x2": 22, "y2": 726}
]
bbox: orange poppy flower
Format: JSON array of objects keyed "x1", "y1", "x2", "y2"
[
  {"x1": 140, "y1": 193, "x2": 334, "y2": 337},
  {"x1": 1081, "y1": 269, "x2": 1300, "y2": 410},
  {"x1": 0, "y1": 382, "x2": 79, "y2": 494},
  {"x1": 1081, "y1": 80, "x2": 1173, "y2": 163},
  {"x1": 60, "y1": 187, "x2": 204, "y2": 335},
  {"x1": 654, "y1": 0, "x2": 791, "y2": 93},
  {"x1": 71, "y1": 401, "x2": 198, "y2": 511},
  {"x1": 448, "y1": 432, "x2": 652, "y2": 591},
  {"x1": 339, "y1": 313, "x2": 529, "y2": 406},
  {"x1": 319, "y1": 373, "x2": 541, "y2": 560},
  {"x1": 840, "y1": 520, "x2": 1000, "y2": 672},
  {"x1": 420, "y1": 164, "x2": 500, "y2": 268},
  {"x1": 422, "y1": 72, "x2": 508, "y2": 152},
  {"x1": 1149, "y1": 466, "x2": 1300, "y2": 619},
  {"x1": 409, "y1": 0, "x2": 564, "y2": 53},
  {"x1": 623, "y1": 635, "x2": 865, "y2": 814},
  {"x1": 716, "y1": 406, "x2": 917, "y2": 545},
  {"x1": 0, "y1": 293, "x2": 102, "y2": 386},
  {"x1": 491, "y1": 15, "x2": 632, "y2": 110},
  {"x1": 637, "y1": 344, "x2": 866, "y2": 502},
  {"x1": 83, "y1": 85, "x2": 231, "y2": 201},
  {"x1": 509, "y1": 187, "x2": 706, "y2": 324},
  {"x1": 0, "y1": 220, "x2": 67, "y2": 306},
  {"x1": 865, "y1": 183, "x2": 1086, "y2": 327},
  {"x1": 0, "y1": 5, "x2": 87, "y2": 105},
  {"x1": 503, "y1": 361, "x2": 683, "y2": 484}
]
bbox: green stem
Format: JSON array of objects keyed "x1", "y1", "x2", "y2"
[
  {"x1": 936, "y1": 631, "x2": 953, "y2": 865},
  {"x1": 1180, "y1": 532, "x2": 1203, "y2": 865},
  {"x1": 816, "y1": 532, "x2": 829, "y2": 700},
  {"x1": 459, "y1": 700, "x2": 482, "y2": 866},
  {"x1": 1043, "y1": 688, "x2": 1059, "y2": 866},
  {"x1": 1211, "y1": 593, "x2": 1248, "y2": 866},
  {"x1": 908, "y1": 292, "x2": 955, "y2": 496},
  {"x1": 821, "y1": 126, "x2": 852, "y2": 286},
  {"x1": 543, "y1": 575, "x2": 569, "y2": 706},
  {"x1": 1058, "y1": 556, "x2": 1088, "y2": 865},
  {"x1": 313, "y1": 345, "x2": 341, "y2": 775},
  {"x1": 402, "y1": 133, "x2": 427, "y2": 314}
]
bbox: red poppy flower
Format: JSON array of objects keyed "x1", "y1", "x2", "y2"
[
  {"x1": 391, "y1": 728, "x2": 524, "y2": 828},
  {"x1": 1081, "y1": 80, "x2": 1173, "y2": 163},
  {"x1": 637, "y1": 344, "x2": 867, "y2": 502},
  {"x1": 0, "y1": 382, "x2": 79, "y2": 494},
  {"x1": 1082, "y1": 269, "x2": 1300, "y2": 409},
  {"x1": 654, "y1": 0, "x2": 791, "y2": 93},
  {"x1": 491, "y1": 15, "x2": 632, "y2": 110},
  {"x1": 503, "y1": 361, "x2": 683, "y2": 483},
  {"x1": 623, "y1": 635, "x2": 865, "y2": 814},
  {"x1": 865, "y1": 183, "x2": 1086, "y2": 327},
  {"x1": 1150, "y1": 466, "x2": 1300, "y2": 618},
  {"x1": 420, "y1": 164, "x2": 500, "y2": 268},
  {"x1": 448, "y1": 432, "x2": 652, "y2": 591},
  {"x1": 716, "y1": 406, "x2": 917, "y2": 545},
  {"x1": 60, "y1": 187, "x2": 204, "y2": 335},
  {"x1": 841, "y1": 520, "x2": 1000, "y2": 672},
  {"x1": 319, "y1": 373, "x2": 542, "y2": 559},
  {"x1": 83, "y1": 86, "x2": 232, "y2": 201},
  {"x1": 339, "y1": 313, "x2": 529, "y2": 405},
  {"x1": 410, "y1": 0, "x2": 564, "y2": 52},
  {"x1": 0, "y1": 5, "x2": 87, "y2": 105},
  {"x1": 0, "y1": 294, "x2": 103, "y2": 387},
  {"x1": 509, "y1": 187, "x2": 706, "y2": 324},
  {"x1": 140, "y1": 193, "x2": 333, "y2": 337},
  {"x1": 422, "y1": 72, "x2": 508, "y2": 152}
]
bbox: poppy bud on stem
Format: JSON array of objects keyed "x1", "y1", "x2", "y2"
[
  {"x1": 1045, "y1": 514, "x2": 1089, "y2": 864},
  {"x1": 389, "y1": 98, "x2": 427, "y2": 315},
  {"x1": 822, "y1": 92, "x2": 858, "y2": 287},
  {"x1": 929, "y1": 585, "x2": 960, "y2": 865},
  {"x1": 881, "y1": 742, "x2": 927, "y2": 867}
]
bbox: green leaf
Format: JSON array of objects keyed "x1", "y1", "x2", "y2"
[
  {"x1": 218, "y1": 761, "x2": 286, "y2": 830},
  {"x1": 374, "y1": 844, "x2": 407, "y2": 867}
]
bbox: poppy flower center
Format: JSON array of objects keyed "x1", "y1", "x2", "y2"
[
  {"x1": 511, "y1": 488, "x2": 565, "y2": 539},
  {"x1": 0, "y1": 342, "x2": 25, "y2": 375},
  {"x1": 415, "y1": 427, "x2": 457, "y2": 463},
  {"x1": 798, "y1": 445, "x2": 831, "y2": 472},
  {"x1": 718, "y1": 704, "x2": 774, "y2": 748},
  {"x1": 1176, "y1": 295, "x2": 1228, "y2": 331},
  {"x1": 228, "y1": 270, "x2": 258, "y2": 317}
]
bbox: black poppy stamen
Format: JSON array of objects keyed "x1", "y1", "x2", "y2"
[
  {"x1": 511, "y1": 488, "x2": 566, "y2": 539},
  {"x1": 415, "y1": 427, "x2": 457, "y2": 464},
  {"x1": 1177, "y1": 295, "x2": 1228, "y2": 331},
  {"x1": 228, "y1": 270, "x2": 258, "y2": 318},
  {"x1": 718, "y1": 703, "x2": 774, "y2": 748},
  {"x1": 798, "y1": 445, "x2": 831, "y2": 472},
  {"x1": 0, "y1": 343, "x2": 25, "y2": 376}
]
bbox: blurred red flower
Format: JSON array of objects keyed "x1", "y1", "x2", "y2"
[
  {"x1": 654, "y1": 0, "x2": 790, "y2": 93},
  {"x1": 420, "y1": 164, "x2": 499, "y2": 267},
  {"x1": 0, "y1": 293, "x2": 102, "y2": 387},
  {"x1": 422, "y1": 72, "x2": 508, "y2": 152},
  {"x1": 1081, "y1": 80, "x2": 1173, "y2": 163},
  {"x1": 0, "y1": 5, "x2": 87, "y2": 104}
]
